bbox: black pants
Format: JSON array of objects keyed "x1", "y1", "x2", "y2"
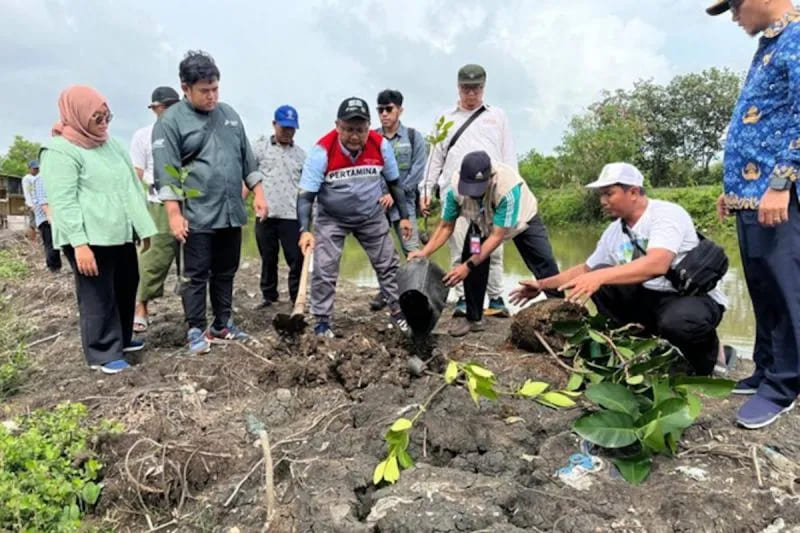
[
  {"x1": 182, "y1": 227, "x2": 241, "y2": 331},
  {"x1": 591, "y1": 284, "x2": 724, "y2": 376},
  {"x1": 64, "y1": 243, "x2": 138, "y2": 366},
  {"x1": 462, "y1": 215, "x2": 561, "y2": 322},
  {"x1": 254, "y1": 218, "x2": 302, "y2": 303},
  {"x1": 735, "y1": 193, "x2": 800, "y2": 406},
  {"x1": 38, "y1": 221, "x2": 61, "y2": 271}
]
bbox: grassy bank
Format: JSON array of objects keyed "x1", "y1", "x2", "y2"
[{"x1": 537, "y1": 184, "x2": 735, "y2": 234}]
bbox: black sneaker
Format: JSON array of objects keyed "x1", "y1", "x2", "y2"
[
  {"x1": 254, "y1": 298, "x2": 275, "y2": 310},
  {"x1": 370, "y1": 292, "x2": 387, "y2": 311},
  {"x1": 390, "y1": 311, "x2": 410, "y2": 335}
]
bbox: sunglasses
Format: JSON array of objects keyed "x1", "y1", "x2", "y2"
[
  {"x1": 459, "y1": 84, "x2": 484, "y2": 94},
  {"x1": 91, "y1": 111, "x2": 113, "y2": 125},
  {"x1": 377, "y1": 105, "x2": 395, "y2": 114}
]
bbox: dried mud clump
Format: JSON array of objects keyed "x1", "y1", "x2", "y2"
[{"x1": 509, "y1": 299, "x2": 586, "y2": 352}]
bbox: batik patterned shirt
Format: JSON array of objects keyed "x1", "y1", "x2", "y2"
[{"x1": 722, "y1": 11, "x2": 800, "y2": 210}]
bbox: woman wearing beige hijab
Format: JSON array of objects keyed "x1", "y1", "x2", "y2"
[{"x1": 41, "y1": 85, "x2": 157, "y2": 374}]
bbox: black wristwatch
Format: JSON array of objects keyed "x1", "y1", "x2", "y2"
[{"x1": 465, "y1": 259, "x2": 476, "y2": 271}]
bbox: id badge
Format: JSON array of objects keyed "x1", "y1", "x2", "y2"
[{"x1": 470, "y1": 235, "x2": 481, "y2": 255}]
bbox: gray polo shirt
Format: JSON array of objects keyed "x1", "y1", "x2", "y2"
[
  {"x1": 152, "y1": 99, "x2": 259, "y2": 230},
  {"x1": 248, "y1": 135, "x2": 305, "y2": 220}
]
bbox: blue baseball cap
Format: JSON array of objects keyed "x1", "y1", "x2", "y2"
[
  {"x1": 28, "y1": 160, "x2": 39, "y2": 169},
  {"x1": 274, "y1": 105, "x2": 299, "y2": 129}
]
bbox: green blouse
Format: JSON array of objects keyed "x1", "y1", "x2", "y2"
[{"x1": 40, "y1": 136, "x2": 157, "y2": 248}]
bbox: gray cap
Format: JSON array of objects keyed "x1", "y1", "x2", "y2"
[{"x1": 458, "y1": 64, "x2": 486, "y2": 85}]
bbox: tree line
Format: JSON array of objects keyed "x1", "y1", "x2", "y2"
[{"x1": 519, "y1": 67, "x2": 741, "y2": 190}]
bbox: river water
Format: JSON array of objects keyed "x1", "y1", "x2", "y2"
[{"x1": 243, "y1": 225, "x2": 755, "y2": 356}]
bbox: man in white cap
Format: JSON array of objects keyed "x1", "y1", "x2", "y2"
[{"x1": 510, "y1": 162, "x2": 728, "y2": 377}]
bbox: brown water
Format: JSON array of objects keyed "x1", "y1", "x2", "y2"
[{"x1": 243, "y1": 224, "x2": 755, "y2": 356}]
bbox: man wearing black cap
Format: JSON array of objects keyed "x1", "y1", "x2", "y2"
[
  {"x1": 297, "y1": 97, "x2": 413, "y2": 338},
  {"x1": 706, "y1": 0, "x2": 800, "y2": 428},
  {"x1": 418, "y1": 64, "x2": 519, "y2": 319},
  {"x1": 409, "y1": 150, "x2": 559, "y2": 337},
  {"x1": 129, "y1": 86, "x2": 181, "y2": 333}
]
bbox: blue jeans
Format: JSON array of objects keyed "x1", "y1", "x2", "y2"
[{"x1": 736, "y1": 192, "x2": 800, "y2": 406}]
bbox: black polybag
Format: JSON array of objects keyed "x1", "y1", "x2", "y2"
[{"x1": 397, "y1": 258, "x2": 450, "y2": 339}]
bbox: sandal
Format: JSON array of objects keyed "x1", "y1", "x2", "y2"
[{"x1": 133, "y1": 315, "x2": 149, "y2": 333}]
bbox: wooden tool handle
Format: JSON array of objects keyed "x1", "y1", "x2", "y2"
[{"x1": 292, "y1": 251, "x2": 312, "y2": 315}]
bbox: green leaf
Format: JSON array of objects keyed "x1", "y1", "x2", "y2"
[
  {"x1": 383, "y1": 456, "x2": 400, "y2": 483},
  {"x1": 81, "y1": 482, "x2": 101, "y2": 505},
  {"x1": 540, "y1": 391, "x2": 577, "y2": 408},
  {"x1": 685, "y1": 392, "x2": 702, "y2": 419},
  {"x1": 636, "y1": 398, "x2": 694, "y2": 435},
  {"x1": 625, "y1": 375, "x2": 645, "y2": 386},
  {"x1": 639, "y1": 419, "x2": 669, "y2": 454},
  {"x1": 164, "y1": 164, "x2": 182, "y2": 179},
  {"x1": 385, "y1": 430, "x2": 409, "y2": 448},
  {"x1": 552, "y1": 321, "x2": 583, "y2": 335},
  {"x1": 588, "y1": 330, "x2": 607, "y2": 344},
  {"x1": 670, "y1": 376, "x2": 735, "y2": 398},
  {"x1": 573, "y1": 411, "x2": 638, "y2": 448},
  {"x1": 631, "y1": 338, "x2": 659, "y2": 356},
  {"x1": 617, "y1": 346, "x2": 635, "y2": 360},
  {"x1": 184, "y1": 188, "x2": 204, "y2": 199},
  {"x1": 168, "y1": 184, "x2": 185, "y2": 198},
  {"x1": 465, "y1": 363, "x2": 495, "y2": 380},
  {"x1": 373, "y1": 460, "x2": 387, "y2": 485},
  {"x1": 565, "y1": 373, "x2": 584, "y2": 391},
  {"x1": 589, "y1": 341, "x2": 604, "y2": 359},
  {"x1": 585, "y1": 383, "x2": 640, "y2": 417},
  {"x1": 467, "y1": 376, "x2": 480, "y2": 406},
  {"x1": 475, "y1": 380, "x2": 498, "y2": 401},
  {"x1": 651, "y1": 379, "x2": 675, "y2": 407},
  {"x1": 518, "y1": 380, "x2": 549, "y2": 398},
  {"x1": 390, "y1": 418, "x2": 412, "y2": 432},
  {"x1": 611, "y1": 454, "x2": 652, "y2": 485},
  {"x1": 666, "y1": 430, "x2": 681, "y2": 455},
  {"x1": 397, "y1": 448, "x2": 415, "y2": 469},
  {"x1": 444, "y1": 361, "x2": 458, "y2": 384}
]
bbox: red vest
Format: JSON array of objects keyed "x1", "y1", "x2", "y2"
[{"x1": 318, "y1": 129, "x2": 384, "y2": 181}]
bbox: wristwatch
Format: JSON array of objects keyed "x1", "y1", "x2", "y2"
[
  {"x1": 769, "y1": 176, "x2": 793, "y2": 191},
  {"x1": 465, "y1": 259, "x2": 476, "y2": 271}
]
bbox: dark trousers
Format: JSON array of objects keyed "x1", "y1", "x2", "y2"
[
  {"x1": 64, "y1": 244, "x2": 138, "y2": 366},
  {"x1": 736, "y1": 195, "x2": 800, "y2": 406},
  {"x1": 182, "y1": 227, "x2": 242, "y2": 331},
  {"x1": 254, "y1": 218, "x2": 301, "y2": 303},
  {"x1": 591, "y1": 283, "x2": 724, "y2": 376},
  {"x1": 462, "y1": 215, "x2": 561, "y2": 322},
  {"x1": 38, "y1": 221, "x2": 61, "y2": 271}
]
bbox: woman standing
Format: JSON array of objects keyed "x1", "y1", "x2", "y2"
[{"x1": 41, "y1": 86, "x2": 157, "y2": 374}]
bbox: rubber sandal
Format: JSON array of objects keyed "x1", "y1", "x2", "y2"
[{"x1": 133, "y1": 315, "x2": 149, "y2": 333}]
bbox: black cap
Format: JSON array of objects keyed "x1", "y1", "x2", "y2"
[
  {"x1": 337, "y1": 97, "x2": 370, "y2": 121},
  {"x1": 458, "y1": 151, "x2": 493, "y2": 197},
  {"x1": 706, "y1": 0, "x2": 730, "y2": 15},
  {"x1": 149, "y1": 86, "x2": 180, "y2": 108}
]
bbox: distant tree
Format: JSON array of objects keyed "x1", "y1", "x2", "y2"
[
  {"x1": 0, "y1": 136, "x2": 42, "y2": 177},
  {"x1": 518, "y1": 149, "x2": 559, "y2": 189}
]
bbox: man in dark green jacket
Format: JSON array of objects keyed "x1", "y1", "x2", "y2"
[{"x1": 153, "y1": 50, "x2": 267, "y2": 354}]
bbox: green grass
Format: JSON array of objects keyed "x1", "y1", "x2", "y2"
[{"x1": 0, "y1": 250, "x2": 28, "y2": 280}]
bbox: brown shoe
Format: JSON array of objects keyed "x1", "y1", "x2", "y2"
[{"x1": 449, "y1": 318, "x2": 486, "y2": 337}]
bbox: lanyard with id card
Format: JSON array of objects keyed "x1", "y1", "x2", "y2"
[{"x1": 469, "y1": 223, "x2": 482, "y2": 255}]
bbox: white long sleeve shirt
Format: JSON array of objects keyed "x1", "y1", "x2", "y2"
[{"x1": 419, "y1": 102, "x2": 517, "y2": 198}]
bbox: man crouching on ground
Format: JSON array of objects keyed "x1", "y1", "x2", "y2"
[
  {"x1": 297, "y1": 97, "x2": 412, "y2": 338},
  {"x1": 510, "y1": 162, "x2": 728, "y2": 376}
]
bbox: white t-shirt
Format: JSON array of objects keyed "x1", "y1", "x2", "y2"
[
  {"x1": 586, "y1": 199, "x2": 727, "y2": 307},
  {"x1": 129, "y1": 124, "x2": 159, "y2": 203},
  {"x1": 21, "y1": 174, "x2": 36, "y2": 207}
]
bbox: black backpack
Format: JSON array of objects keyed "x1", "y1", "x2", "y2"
[{"x1": 621, "y1": 220, "x2": 728, "y2": 296}]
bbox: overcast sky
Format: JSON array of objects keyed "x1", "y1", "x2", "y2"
[{"x1": 1, "y1": 0, "x2": 755, "y2": 159}]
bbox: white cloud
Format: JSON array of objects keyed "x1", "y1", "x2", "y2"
[{"x1": 0, "y1": 0, "x2": 756, "y2": 161}]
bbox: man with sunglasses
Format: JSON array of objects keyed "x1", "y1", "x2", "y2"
[
  {"x1": 129, "y1": 86, "x2": 181, "y2": 333},
  {"x1": 419, "y1": 64, "x2": 549, "y2": 319},
  {"x1": 707, "y1": 0, "x2": 800, "y2": 428},
  {"x1": 368, "y1": 89, "x2": 427, "y2": 311},
  {"x1": 297, "y1": 97, "x2": 412, "y2": 338}
]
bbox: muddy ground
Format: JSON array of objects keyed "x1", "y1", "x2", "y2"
[{"x1": 1, "y1": 232, "x2": 800, "y2": 533}]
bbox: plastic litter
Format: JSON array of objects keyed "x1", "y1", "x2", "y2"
[
  {"x1": 555, "y1": 452, "x2": 605, "y2": 491},
  {"x1": 398, "y1": 259, "x2": 450, "y2": 339}
]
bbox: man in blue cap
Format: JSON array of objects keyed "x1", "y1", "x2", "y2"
[{"x1": 247, "y1": 105, "x2": 306, "y2": 308}]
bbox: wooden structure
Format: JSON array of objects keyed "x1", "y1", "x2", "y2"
[{"x1": 0, "y1": 173, "x2": 26, "y2": 229}]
